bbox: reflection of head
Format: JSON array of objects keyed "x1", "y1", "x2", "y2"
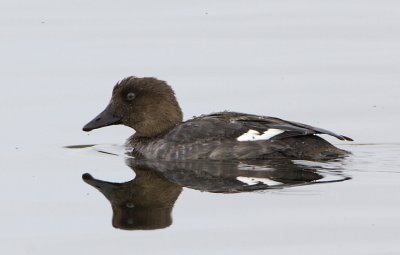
[
  {"x1": 83, "y1": 169, "x2": 182, "y2": 230},
  {"x1": 113, "y1": 206, "x2": 173, "y2": 230}
]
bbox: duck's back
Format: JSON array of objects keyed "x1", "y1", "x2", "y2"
[{"x1": 129, "y1": 112, "x2": 351, "y2": 160}]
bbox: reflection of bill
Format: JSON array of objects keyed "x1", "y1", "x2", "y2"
[{"x1": 83, "y1": 158, "x2": 350, "y2": 230}]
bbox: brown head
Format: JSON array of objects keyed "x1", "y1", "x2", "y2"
[{"x1": 83, "y1": 76, "x2": 183, "y2": 137}]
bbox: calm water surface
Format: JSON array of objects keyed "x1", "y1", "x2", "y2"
[
  {"x1": 1, "y1": 0, "x2": 400, "y2": 254},
  {"x1": 1, "y1": 143, "x2": 399, "y2": 254}
]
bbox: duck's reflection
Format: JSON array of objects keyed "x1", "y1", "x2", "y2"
[{"x1": 83, "y1": 158, "x2": 349, "y2": 230}]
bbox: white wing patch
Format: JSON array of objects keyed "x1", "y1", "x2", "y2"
[
  {"x1": 236, "y1": 129, "x2": 284, "y2": 141},
  {"x1": 236, "y1": 176, "x2": 283, "y2": 186}
]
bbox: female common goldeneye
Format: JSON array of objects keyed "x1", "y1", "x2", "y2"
[{"x1": 83, "y1": 76, "x2": 352, "y2": 160}]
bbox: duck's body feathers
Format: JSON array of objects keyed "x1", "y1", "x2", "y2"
[{"x1": 128, "y1": 112, "x2": 350, "y2": 160}]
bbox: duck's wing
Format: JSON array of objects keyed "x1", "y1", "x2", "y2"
[
  {"x1": 283, "y1": 120, "x2": 353, "y2": 141},
  {"x1": 166, "y1": 112, "x2": 352, "y2": 143},
  {"x1": 225, "y1": 112, "x2": 353, "y2": 141}
]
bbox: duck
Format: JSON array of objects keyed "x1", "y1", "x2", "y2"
[{"x1": 83, "y1": 76, "x2": 353, "y2": 160}]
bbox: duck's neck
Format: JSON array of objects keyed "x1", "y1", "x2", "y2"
[{"x1": 133, "y1": 108, "x2": 183, "y2": 138}]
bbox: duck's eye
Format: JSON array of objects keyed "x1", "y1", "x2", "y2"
[
  {"x1": 126, "y1": 202, "x2": 135, "y2": 208},
  {"x1": 126, "y1": 92, "x2": 136, "y2": 101}
]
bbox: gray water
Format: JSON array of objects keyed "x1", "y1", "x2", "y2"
[{"x1": 1, "y1": 1, "x2": 400, "y2": 254}]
